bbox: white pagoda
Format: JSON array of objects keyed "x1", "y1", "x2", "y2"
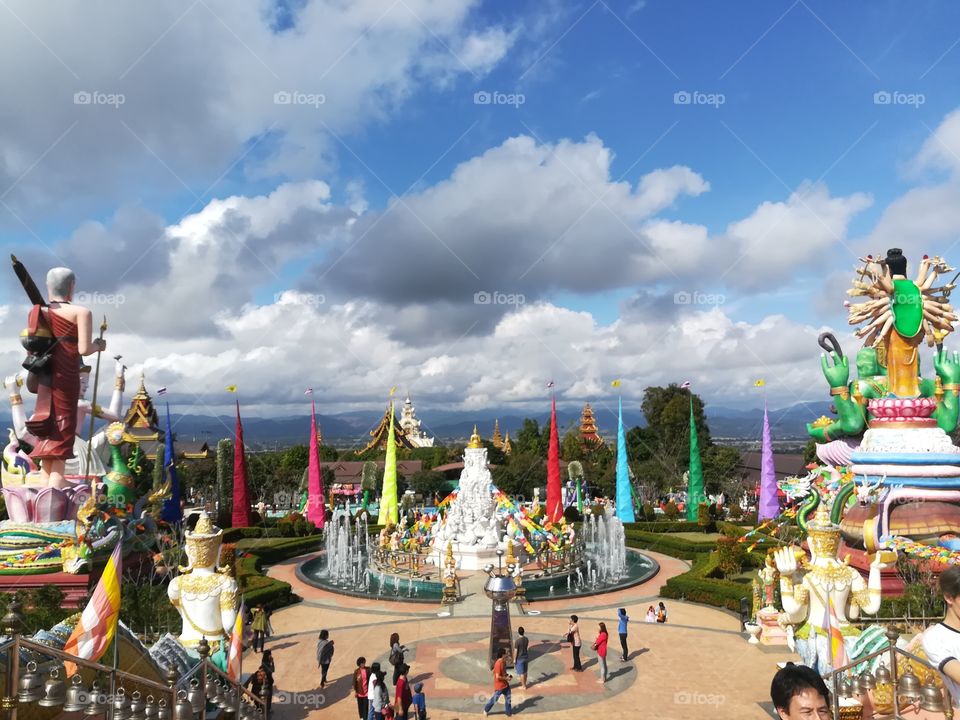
[{"x1": 399, "y1": 394, "x2": 435, "y2": 448}]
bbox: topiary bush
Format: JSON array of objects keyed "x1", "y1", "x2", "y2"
[
  {"x1": 663, "y1": 501, "x2": 680, "y2": 520},
  {"x1": 715, "y1": 534, "x2": 746, "y2": 578}
]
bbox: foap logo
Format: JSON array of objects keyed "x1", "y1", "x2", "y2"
[
  {"x1": 474, "y1": 90, "x2": 525, "y2": 108},
  {"x1": 74, "y1": 90, "x2": 125, "y2": 108},
  {"x1": 673, "y1": 90, "x2": 725, "y2": 108},
  {"x1": 473, "y1": 290, "x2": 525, "y2": 307},
  {"x1": 273, "y1": 90, "x2": 326, "y2": 108},
  {"x1": 674, "y1": 691, "x2": 725, "y2": 706},
  {"x1": 274, "y1": 691, "x2": 327, "y2": 708},
  {"x1": 74, "y1": 291, "x2": 126, "y2": 307},
  {"x1": 873, "y1": 90, "x2": 925, "y2": 108},
  {"x1": 673, "y1": 290, "x2": 725, "y2": 306},
  {"x1": 273, "y1": 291, "x2": 325, "y2": 308}
]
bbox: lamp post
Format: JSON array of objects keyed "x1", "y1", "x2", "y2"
[{"x1": 482, "y1": 550, "x2": 516, "y2": 670}]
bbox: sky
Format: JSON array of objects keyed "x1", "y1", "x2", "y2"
[{"x1": 3, "y1": 0, "x2": 960, "y2": 424}]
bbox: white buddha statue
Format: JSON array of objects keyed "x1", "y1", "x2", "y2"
[{"x1": 168, "y1": 512, "x2": 239, "y2": 648}]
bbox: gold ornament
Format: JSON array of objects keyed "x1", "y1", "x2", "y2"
[{"x1": 466, "y1": 425, "x2": 483, "y2": 449}]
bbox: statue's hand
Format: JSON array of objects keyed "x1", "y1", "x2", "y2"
[
  {"x1": 774, "y1": 546, "x2": 798, "y2": 576},
  {"x1": 115, "y1": 358, "x2": 126, "y2": 379},
  {"x1": 820, "y1": 352, "x2": 849, "y2": 389},
  {"x1": 934, "y1": 349, "x2": 960, "y2": 385},
  {"x1": 870, "y1": 549, "x2": 897, "y2": 571}
]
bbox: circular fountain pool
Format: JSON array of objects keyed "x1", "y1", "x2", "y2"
[{"x1": 296, "y1": 547, "x2": 659, "y2": 603}]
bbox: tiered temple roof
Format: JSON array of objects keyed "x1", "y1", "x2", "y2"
[
  {"x1": 491, "y1": 419, "x2": 503, "y2": 449},
  {"x1": 122, "y1": 374, "x2": 162, "y2": 444},
  {"x1": 579, "y1": 402, "x2": 604, "y2": 449},
  {"x1": 357, "y1": 403, "x2": 417, "y2": 455}
]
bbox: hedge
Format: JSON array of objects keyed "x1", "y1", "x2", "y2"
[
  {"x1": 625, "y1": 530, "x2": 718, "y2": 560},
  {"x1": 659, "y1": 552, "x2": 753, "y2": 612},
  {"x1": 235, "y1": 535, "x2": 324, "y2": 565},
  {"x1": 234, "y1": 535, "x2": 324, "y2": 610},
  {"x1": 624, "y1": 521, "x2": 703, "y2": 534}
]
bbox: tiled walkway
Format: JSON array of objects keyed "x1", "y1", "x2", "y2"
[{"x1": 258, "y1": 551, "x2": 796, "y2": 719}]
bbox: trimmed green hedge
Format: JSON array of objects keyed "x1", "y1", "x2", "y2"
[
  {"x1": 234, "y1": 535, "x2": 324, "y2": 609},
  {"x1": 625, "y1": 530, "x2": 718, "y2": 560},
  {"x1": 235, "y1": 535, "x2": 323, "y2": 564},
  {"x1": 624, "y1": 521, "x2": 703, "y2": 533},
  {"x1": 659, "y1": 552, "x2": 753, "y2": 612},
  {"x1": 223, "y1": 526, "x2": 281, "y2": 542}
]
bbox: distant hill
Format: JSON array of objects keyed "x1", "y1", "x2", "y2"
[{"x1": 0, "y1": 399, "x2": 828, "y2": 449}]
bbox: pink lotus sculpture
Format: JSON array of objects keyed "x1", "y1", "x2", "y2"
[
  {"x1": 1, "y1": 482, "x2": 91, "y2": 523},
  {"x1": 868, "y1": 397, "x2": 937, "y2": 423}
]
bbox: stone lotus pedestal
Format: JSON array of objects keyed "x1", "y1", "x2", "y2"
[{"x1": 757, "y1": 608, "x2": 789, "y2": 645}]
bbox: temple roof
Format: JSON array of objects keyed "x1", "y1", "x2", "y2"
[
  {"x1": 122, "y1": 374, "x2": 163, "y2": 443},
  {"x1": 356, "y1": 403, "x2": 417, "y2": 455},
  {"x1": 491, "y1": 419, "x2": 503, "y2": 449},
  {"x1": 579, "y1": 402, "x2": 604, "y2": 448}
]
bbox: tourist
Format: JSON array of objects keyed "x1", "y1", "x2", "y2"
[
  {"x1": 770, "y1": 663, "x2": 831, "y2": 720},
  {"x1": 645, "y1": 606, "x2": 656, "y2": 623},
  {"x1": 368, "y1": 668, "x2": 389, "y2": 720},
  {"x1": 261, "y1": 650, "x2": 275, "y2": 677},
  {"x1": 389, "y1": 633, "x2": 407, "y2": 685},
  {"x1": 616, "y1": 608, "x2": 629, "y2": 661},
  {"x1": 316, "y1": 629, "x2": 334, "y2": 688},
  {"x1": 563, "y1": 615, "x2": 582, "y2": 671},
  {"x1": 244, "y1": 667, "x2": 270, "y2": 716},
  {"x1": 482, "y1": 648, "x2": 512, "y2": 717},
  {"x1": 592, "y1": 622, "x2": 609, "y2": 683},
  {"x1": 353, "y1": 656, "x2": 370, "y2": 720},
  {"x1": 514, "y1": 627, "x2": 529, "y2": 689},
  {"x1": 411, "y1": 682, "x2": 426, "y2": 720},
  {"x1": 922, "y1": 565, "x2": 960, "y2": 708},
  {"x1": 251, "y1": 606, "x2": 267, "y2": 652},
  {"x1": 656, "y1": 601, "x2": 668, "y2": 623},
  {"x1": 260, "y1": 659, "x2": 274, "y2": 718},
  {"x1": 394, "y1": 664, "x2": 413, "y2": 720}
]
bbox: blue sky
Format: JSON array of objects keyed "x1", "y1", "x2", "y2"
[{"x1": 3, "y1": 1, "x2": 960, "y2": 414}]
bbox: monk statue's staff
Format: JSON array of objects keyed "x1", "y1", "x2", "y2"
[{"x1": 84, "y1": 316, "x2": 107, "y2": 495}]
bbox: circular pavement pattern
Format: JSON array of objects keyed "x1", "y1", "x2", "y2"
[{"x1": 378, "y1": 632, "x2": 636, "y2": 714}]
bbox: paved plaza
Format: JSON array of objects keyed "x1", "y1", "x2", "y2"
[{"x1": 259, "y1": 551, "x2": 796, "y2": 720}]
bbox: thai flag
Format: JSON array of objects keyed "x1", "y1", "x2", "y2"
[
  {"x1": 546, "y1": 380, "x2": 555, "y2": 388},
  {"x1": 680, "y1": 381, "x2": 691, "y2": 389},
  {"x1": 156, "y1": 387, "x2": 167, "y2": 396},
  {"x1": 305, "y1": 388, "x2": 313, "y2": 395}
]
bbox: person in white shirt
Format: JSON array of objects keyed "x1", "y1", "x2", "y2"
[{"x1": 922, "y1": 565, "x2": 960, "y2": 708}]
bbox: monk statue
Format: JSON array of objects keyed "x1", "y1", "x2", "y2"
[
  {"x1": 5, "y1": 356, "x2": 125, "y2": 479},
  {"x1": 168, "y1": 512, "x2": 239, "y2": 648},
  {"x1": 773, "y1": 504, "x2": 895, "y2": 674},
  {"x1": 20, "y1": 268, "x2": 106, "y2": 489}
]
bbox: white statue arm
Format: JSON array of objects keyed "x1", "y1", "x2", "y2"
[
  {"x1": 104, "y1": 358, "x2": 126, "y2": 420},
  {"x1": 774, "y1": 547, "x2": 808, "y2": 622},
  {"x1": 168, "y1": 577, "x2": 181, "y2": 608},
  {"x1": 4, "y1": 373, "x2": 37, "y2": 446},
  {"x1": 219, "y1": 578, "x2": 239, "y2": 634},
  {"x1": 852, "y1": 553, "x2": 889, "y2": 615}
]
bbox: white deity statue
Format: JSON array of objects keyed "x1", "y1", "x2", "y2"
[
  {"x1": 773, "y1": 504, "x2": 894, "y2": 675},
  {"x1": 5, "y1": 356, "x2": 126, "y2": 477},
  {"x1": 168, "y1": 512, "x2": 239, "y2": 648}
]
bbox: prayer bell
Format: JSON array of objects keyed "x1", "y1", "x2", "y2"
[
  {"x1": 173, "y1": 690, "x2": 194, "y2": 720},
  {"x1": 113, "y1": 687, "x2": 130, "y2": 720},
  {"x1": 857, "y1": 670, "x2": 876, "y2": 692},
  {"x1": 17, "y1": 661, "x2": 43, "y2": 703},
  {"x1": 920, "y1": 676, "x2": 946, "y2": 713},
  {"x1": 875, "y1": 662, "x2": 892, "y2": 685},
  {"x1": 63, "y1": 674, "x2": 89, "y2": 713},
  {"x1": 156, "y1": 698, "x2": 170, "y2": 720},
  {"x1": 84, "y1": 683, "x2": 107, "y2": 717},
  {"x1": 218, "y1": 686, "x2": 237, "y2": 710},
  {"x1": 144, "y1": 695, "x2": 158, "y2": 720},
  {"x1": 37, "y1": 667, "x2": 66, "y2": 707},
  {"x1": 897, "y1": 664, "x2": 921, "y2": 701},
  {"x1": 129, "y1": 690, "x2": 146, "y2": 720},
  {"x1": 837, "y1": 675, "x2": 853, "y2": 698},
  {"x1": 187, "y1": 679, "x2": 204, "y2": 714}
]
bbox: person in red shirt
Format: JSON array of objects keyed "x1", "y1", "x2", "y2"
[
  {"x1": 353, "y1": 657, "x2": 370, "y2": 720},
  {"x1": 394, "y1": 663, "x2": 412, "y2": 720},
  {"x1": 482, "y1": 648, "x2": 512, "y2": 716},
  {"x1": 592, "y1": 622, "x2": 609, "y2": 684}
]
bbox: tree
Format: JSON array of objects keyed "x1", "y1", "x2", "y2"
[
  {"x1": 409, "y1": 470, "x2": 448, "y2": 498},
  {"x1": 515, "y1": 419, "x2": 545, "y2": 456},
  {"x1": 561, "y1": 429, "x2": 584, "y2": 462},
  {"x1": 642, "y1": 384, "x2": 711, "y2": 446},
  {"x1": 802, "y1": 439, "x2": 818, "y2": 465},
  {"x1": 702, "y1": 445, "x2": 743, "y2": 496}
]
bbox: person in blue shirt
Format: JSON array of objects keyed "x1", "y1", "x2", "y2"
[
  {"x1": 411, "y1": 682, "x2": 426, "y2": 720},
  {"x1": 617, "y1": 608, "x2": 629, "y2": 662}
]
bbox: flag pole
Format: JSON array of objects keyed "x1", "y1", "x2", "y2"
[{"x1": 84, "y1": 316, "x2": 108, "y2": 497}]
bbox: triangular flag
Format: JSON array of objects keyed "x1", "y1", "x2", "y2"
[
  {"x1": 615, "y1": 396, "x2": 635, "y2": 522},
  {"x1": 306, "y1": 396, "x2": 325, "y2": 529},
  {"x1": 232, "y1": 400, "x2": 251, "y2": 527},
  {"x1": 226, "y1": 385, "x2": 238, "y2": 393},
  {"x1": 754, "y1": 379, "x2": 766, "y2": 387},
  {"x1": 546, "y1": 395, "x2": 562, "y2": 522},
  {"x1": 226, "y1": 599, "x2": 245, "y2": 680},
  {"x1": 610, "y1": 379, "x2": 621, "y2": 388},
  {"x1": 685, "y1": 395, "x2": 705, "y2": 520},
  {"x1": 378, "y1": 403, "x2": 399, "y2": 525}
]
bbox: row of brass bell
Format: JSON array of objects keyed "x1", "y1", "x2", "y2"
[{"x1": 836, "y1": 662, "x2": 946, "y2": 714}]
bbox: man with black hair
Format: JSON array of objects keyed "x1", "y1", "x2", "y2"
[
  {"x1": 770, "y1": 663, "x2": 831, "y2": 720},
  {"x1": 922, "y1": 564, "x2": 960, "y2": 709}
]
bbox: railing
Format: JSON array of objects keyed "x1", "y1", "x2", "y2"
[
  {"x1": 0, "y1": 600, "x2": 267, "y2": 720},
  {"x1": 824, "y1": 626, "x2": 953, "y2": 719}
]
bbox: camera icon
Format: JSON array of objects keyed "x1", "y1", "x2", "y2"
[
  {"x1": 474, "y1": 91, "x2": 492, "y2": 105},
  {"x1": 674, "y1": 691, "x2": 692, "y2": 704},
  {"x1": 474, "y1": 291, "x2": 491, "y2": 304},
  {"x1": 873, "y1": 90, "x2": 891, "y2": 105},
  {"x1": 74, "y1": 91, "x2": 92, "y2": 105},
  {"x1": 274, "y1": 91, "x2": 292, "y2": 105},
  {"x1": 673, "y1": 90, "x2": 691, "y2": 105},
  {"x1": 673, "y1": 291, "x2": 691, "y2": 305}
]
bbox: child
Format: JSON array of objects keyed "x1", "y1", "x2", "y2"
[
  {"x1": 645, "y1": 606, "x2": 656, "y2": 623},
  {"x1": 411, "y1": 682, "x2": 426, "y2": 720},
  {"x1": 656, "y1": 601, "x2": 668, "y2": 623}
]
